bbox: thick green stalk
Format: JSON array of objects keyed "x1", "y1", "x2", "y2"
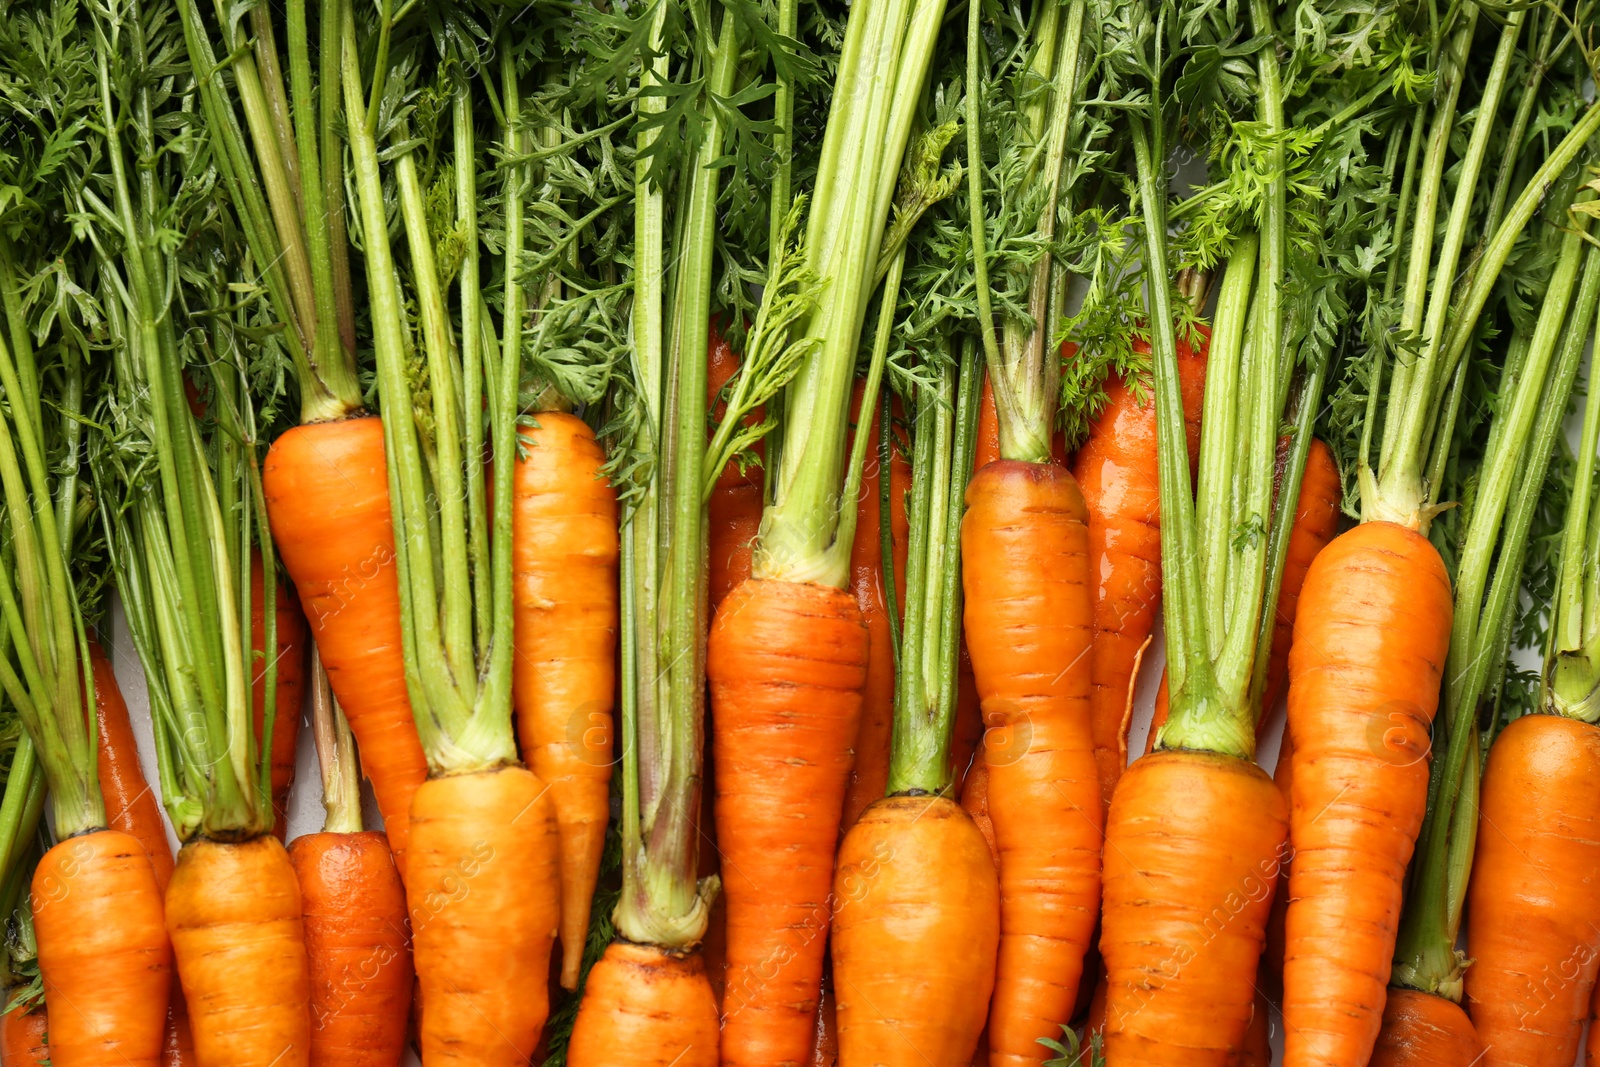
[
  {"x1": 756, "y1": 0, "x2": 948, "y2": 587},
  {"x1": 1392, "y1": 207, "x2": 1598, "y2": 997},
  {"x1": 886, "y1": 338, "x2": 980, "y2": 796}
]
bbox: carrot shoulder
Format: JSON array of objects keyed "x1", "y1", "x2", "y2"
[
  {"x1": 511, "y1": 410, "x2": 618, "y2": 991},
  {"x1": 1282, "y1": 521, "x2": 1452, "y2": 1067},
  {"x1": 1370, "y1": 988, "x2": 1484, "y2": 1067}
]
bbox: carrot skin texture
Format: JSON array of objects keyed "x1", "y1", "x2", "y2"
[
  {"x1": 1283, "y1": 521, "x2": 1453, "y2": 1067},
  {"x1": 1371, "y1": 989, "x2": 1485, "y2": 1067},
  {"x1": 1075, "y1": 333, "x2": 1207, "y2": 807},
  {"x1": 289, "y1": 831, "x2": 412, "y2": 1067},
  {"x1": 167, "y1": 836, "x2": 310, "y2": 1067},
  {"x1": 251, "y1": 549, "x2": 309, "y2": 841},
  {"x1": 1100, "y1": 751, "x2": 1288, "y2": 1065},
  {"x1": 264, "y1": 416, "x2": 429, "y2": 873},
  {"x1": 708, "y1": 578, "x2": 868, "y2": 1067},
  {"x1": 961, "y1": 460, "x2": 1100, "y2": 1067},
  {"x1": 0, "y1": 1002, "x2": 46, "y2": 1067},
  {"x1": 511, "y1": 411, "x2": 618, "y2": 991},
  {"x1": 1464, "y1": 713, "x2": 1600, "y2": 1066},
  {"x1": 831, "y1": 795, "x2": 999, "y2": 1067},
  {"x1": 1588, "y1": 973, "x2": 1600, "y2": 1067},
  {"x1": 32, "y1": 831, "x2": 171, "y2": 1067},
  {"x1": 841, "y1": 388, "x2": 910, "y2": 833},
  {"x1": 89, "y1": 643, "x2": 194, "y2": 1065},
  {"x1": 409, "y1": 767, "x2": 559, "y2": 1067},
  {"x1": 567, "y1": 942, "x2": 720, "y2": 1066},
  {"x1": 1229, "y1": 988, "x2": 1271, "y2": 1067},
  {"x1": 958, "y1": 754, "x2": 1000, "y2": 869},
  {"x1": 811, "y1": 972, "x2": 839, "y2": 1067},
  {"x1": 707, "y1": 324, "x2": 765, "y2": 613}
]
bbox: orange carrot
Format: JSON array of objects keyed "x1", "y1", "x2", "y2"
[
  {"x1": 1588, "y1": 976, "x2": 1600, "y2": 1067},
  {"x1": 1099, "y1": 750, "x2": 1287, "y2": 1063},
  {"x1": 567, "y1": 941, "x2": 721, "y2": 1066},
  {"x1": 250, "y1": 549, "x2": 309, "y2": 841},
  {"x1": 1075, "y1": 331, "x2": 1208, "y2": 808},
  {"x1": 33, "y1": 831, "x2": 171, "y2": 1067},
  {"x1": 841, "y1": 385, "x2": 910, "y2": 832},
  {"x1": 166, "y1": 836, "x2": 310, "y2": 1067},
  {"x1": 511, "y1": 410, "x2": 618, "y2": 990},
  {"x1": 707, "y1": 323, "x2": 766, "y2": 612},
  {"x1": 811, "y1": 972, "x2": 839, "y2": 1067},
  {"x1": 708, "y1": 578, "x2": 868, "y2": 1066},
  {"x1": 1282, "y1": 521, "x2": 1453, "y2": 1066},
  {"x1": 408, "y1": 767, "x2": 560, "y2": 1067},
  {"x1": 962, "y1": 460, "x2": 1100, "y2": 1067},
  {"x1": 264, "y1": 416, "x2": 430, "y2": 874},
  {"x1": 958, "y1": 755, "x2": 999, "y2": 869},
  {"x1": 1463, "y1": 712, "x2": 1600, "y2": 1065},
  {"x1": 831, "y1": 795, "x2": 999, "y2": 1066},
  {"x1": 289, "y1": 832, "x2": 412, "y2": 1067},
  {"x1": 88, "y1": 642, "x2": 194, "y2": 1067},
  {"x1": 89, "y1": 643, "x2": 174, "y2": 891},
  {"x1": 1143, "y1": 435, "x2": 1341, "y2": 755},
  {"x1": 1371, "y1": 988, "x2": 1485, "y2": 1067},
  {"x1": 1230, "y1": 989, "x2": 1271, "y2": 1067},
  {"x1": 0, "y1": 998, "x2": 45, "y2": 1067}
]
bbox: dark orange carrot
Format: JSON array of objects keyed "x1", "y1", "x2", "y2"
[
  {"x1": 567, "y1": 941, "x2": 721, "y2": 1066},
  {"x1": 87, "y1": 642, "x2": 194, "y2": 1067},
  {"x1": 511, "y1": 410, "x2": 618, "y2": 990},
  {"x1": 408, "y1": 767, "x2": 560, "y2": 1067},
  {"x1": 958, "y1": 754, "x2": 999, "y2": 869},
  {"x1": 841, "y1": 385, "x2": 910, "y2": 833},
  {"x1": 831, "y1": 795, "x2": 999, "y2": 1066},
  {"x1": 1143, "y1": 435, "x2": 1341, "y2": 755},
  {"x1": 1099, "y1": 751, "x2": 1287, "y2": 1063},
  {"x1": 166, "y1": 836, "x2": 310, "y2": 1066},
  {"x1": 290, "y1": 832, "x2": 412, "y2": 1067},
  {"x1": 264, "y1": 416, "x2": 430, "y2": 874},
  {"x1": 1588, "y1": 977, "x2": 1600, "y2": 1067},
  {"x1": 1283, "y1": 521, "x2": 1453, "y2": 1066},
  {"x1": 810, "y1": 971, "x2": 838, "y2": 1067},
  {"x1": 0, "y1": 998, "x2": 46, "y2": 1067},
  {"x1": 1371, "y1": 988, "x2": 1485, "y2": 1067},
  {"x1": 250, "y1": 548, "x2": 309, "y2": 841},
  {"x1": 707, "y1": 323, "x2": 766, "y2": 613},
  {"x1": 33, "y1": 831, "x2": 172, "y2": 1067},
  {"x1": 1075, "y1": 330, "x2": 1208, "y2": 808},
  {"x1": 962, "y1": 460, "x2": 1100, "y2": 1067},
  {"x1": 1230, "y1": 989, "x2": 1272, "y2": 1067},
  {"x1": 1462, "y1": 713, "x2": 1600, "y2": 1065},
  {"x1": 708, "y1": 578, "x2": 868, "y2": 1066}
]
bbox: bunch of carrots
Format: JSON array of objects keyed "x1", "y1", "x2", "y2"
[{"x1": 0, "y1": 0, "x2": 1599, "y2": 1066}]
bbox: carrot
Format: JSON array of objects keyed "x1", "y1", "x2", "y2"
[
  {"x1": 0, "y1": 1000, "x2": 45, "y2": 1067},
  {"x1": 1589, "y1": 976, "x2": 1600, "y2": 1067},
  {"x1": 962, "y1": 459, "x2": 1101, "y2": 1065},
  {"x1": 408, "y1": 768, "x2": 560, "y2": 1067},
  {"x1": 88, "y1": 642, "x2": 195, "y2": 1067},
  {"x1": 33, "y1": 830, "x2": 172, "y2": 1067},
  {"x1": 1282, "y1": 521, "x2": 1452, "y2": 1065},
  {"x1": 1142, "y1": 435, "x2": 1340, "y2": 756},
  {"x1": 831, "y1": 795, "x2": 999, "y2": 1066},
  {"x1": 1075, "y1": 331, "x2": 1208, "y2": 805},
  {"x1": 958, "y1": 754, "x2": 999, "y2": 869},
  {"x1": 511, "y1": 409, "x2": 618, "y2": 991},
  {"x1": 707, "y1": 321, "x2": 766, "y2": 612},
  {"x1": 566, "y1": 941, "x2": 721, "y2": 1066},
  {"x1": 264, "y1": 416, "x2": 430, "y2": 875},
  {"x1": 841, "y1": 384, "x2": 910, "y2": 833},
  {"x1": 1462, "y1": 713, "x2": 1600, "y2": 1065},
  {"x1": 250, "y1": 548, "x2": 309, "y2": 841},
  {"x1": 89, "y1": 642, "x2": 174, "y2": 892},
  {"x1": 1099, "y1": 751, "x2": 1287, "y2": 1063},
  {"x1": 1230, "y1": 990, "x2": 1271, "y2": 1067},
  {"x1": 166, "y1": 837, "x2": 310, "y2": 1066},
  {"x1": 708, "y1": 578, "x2": 868, "y2": 1064},
  {"x1": 1370, "y1": 989, "x2": 1485, "y2": 1067},
  {"x1": 289, "y1": 833, "x2": 411, "y2": 1067},
  {"x1": 289, "y1": 652, "x2": 412, "y2": 1067},
  {"x1": 811, "y1": 972, "x2": 839, "y2": 1067}
]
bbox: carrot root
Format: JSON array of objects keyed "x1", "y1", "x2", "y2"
[
  {"x1": 568, "y1": 941, "x2": 721, "y2": 1066},
  {"x1": 1370, "y1": 989, "x2": 1485, "y2": 1067}
]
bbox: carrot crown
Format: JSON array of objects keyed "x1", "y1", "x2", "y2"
[{"x1": 752, "y1": 0, "x2": 949, "y2": 589}]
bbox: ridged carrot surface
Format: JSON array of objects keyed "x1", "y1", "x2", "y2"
[
  {"x1": 1283, "y1": 521, "x2": 1452, "y2": 1067},
  {"x1": 1371, "y1": 989, "x2": 1485, "y2": 1067},
  {"x1": 567, "y1": 941, "x2": 720, "y2": 1066}
]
